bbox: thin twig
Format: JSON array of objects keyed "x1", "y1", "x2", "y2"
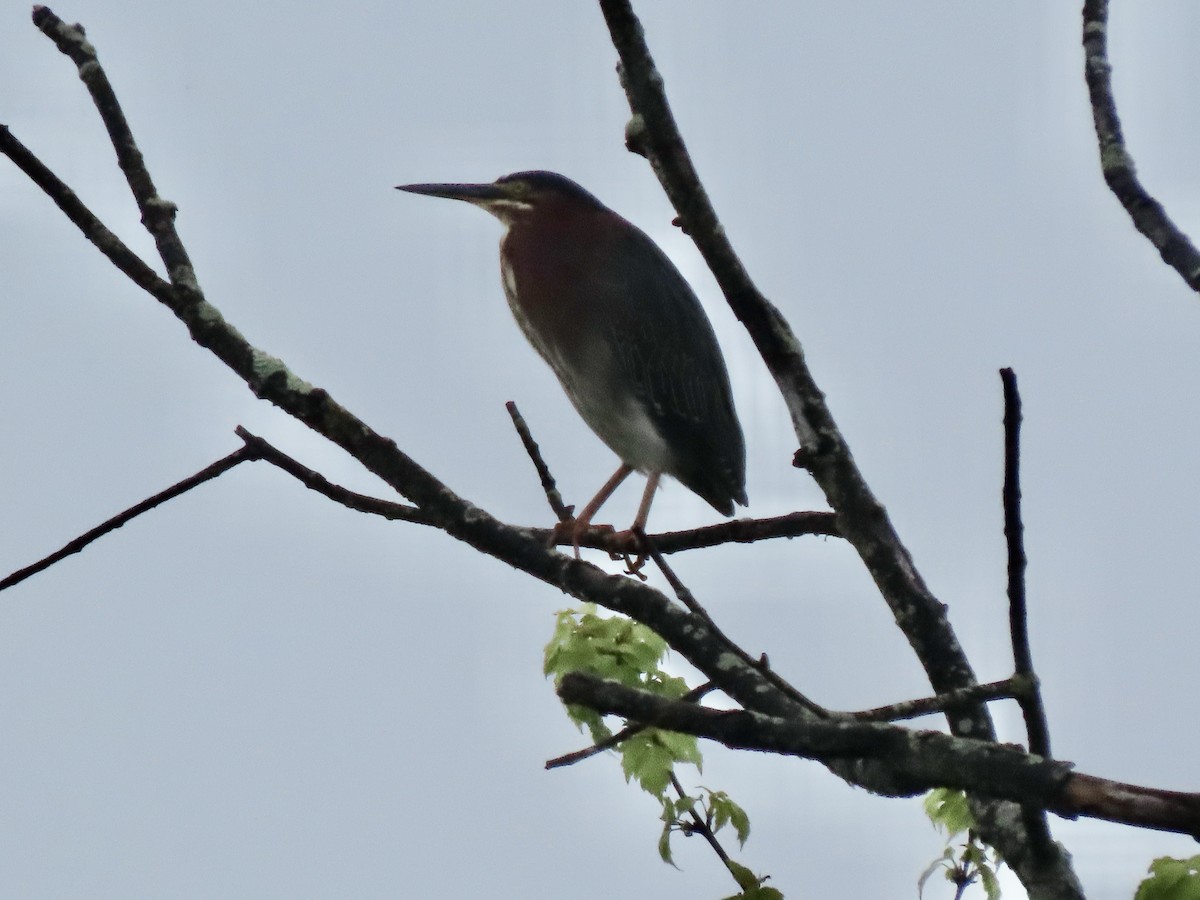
[
  {"x1": 0, "y1": 125, "x2": 172, "y2": 301},
  {"x1": 638, "y1": 529, "x2": 702, "y2": 616},
  {"x1": 0, "y1": 445, "x2": 255, "y2": 592},
  {"x1": 235, "y1": 427, "x2": 436, "y2": 526},
  {"x1": 640, "y1": 530, "x2": 830, "y2": 718},
  {"x1": 32, "y1": 6, "x2": 198, "y2": 290},
  {"x1": 1082, "y1": 0, "x2": 1200, "y2": 294},
  {"x1": 669, "y1": 771, "x2": 735, "y2": 872},
  {"x1": 540, "y1": 509, "x2": 840, "y2": 556},
  {"x1": 849, "y1": 676, "x2": 1033, "y2": 723},
  {"x1": 505, "y1": 401, "x2": 572, "y2": 521},
  {"x1": 545, "y1": 681, "x2": 717, "y2": 770},
  {"x1": 0, "y1": 428, "x2": 441, "y2": 595},
  {"x1": 1000, "y1": 369, "x2": 1056, "y2": 858},
  {"x1": 1001, "y1": 370, "x2": 1050, "y2": 757}
]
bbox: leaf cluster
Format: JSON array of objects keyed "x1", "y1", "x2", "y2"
[
  {"x1": 544, "y1": 603, "x2": 690, "y2": 749},
  {"x1": 545, "y1": 605, "x2": 775, "y2": 896}
]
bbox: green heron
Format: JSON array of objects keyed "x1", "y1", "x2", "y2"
[{"x1": 396, "y1": 171, "x2": 747, "y2": 551}]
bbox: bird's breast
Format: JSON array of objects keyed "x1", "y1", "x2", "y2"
[{"x1": 498, "y1": 239, "x2": 676, "y2": 475}]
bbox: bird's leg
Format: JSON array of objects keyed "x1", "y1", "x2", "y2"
[
  {"x1": 621, "y1": 472, "x2": 660, "y2": 576},
  {"x1": 550, "y1": 463, "x2": 633, "y2": 558},
  {"x1": 631, "y1": 472, "x2": 660, "y2": 533}
]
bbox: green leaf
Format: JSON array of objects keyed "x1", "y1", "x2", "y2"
[
  {"x1": 720, "y1": 862, "x2": 784, "y2": 899},
  {"x1": 619, "y1": 730, "x2": 703, "y2": 799},
  {"x1": 923, "y1": 788, "x2": 974, "y2": 838},
  {"x1": 1135, "y1": 855, "x2": 1200, "y2": 900},
  {"x1": 727, "y1": 860, "x2": 760, "y2": 890},
  {"x1": 657, "y1": 819, "x2": 677, "y2": 866},
  {"x1": 544, "y1": 604, "x2": 681, "y2": 691},
  {"x1": 705, "y1": 789, "x2": 752, "y2": 847},
  {"x1": 654, "y1": 728, "x2": 703, "y2": 771},
  {"x1": 673, "y1": 793, "x2": 699, "y2": 819},
  {"x1": 978, "y1": 858, "x2": 1001, "y2": 900},
  {"x1": 738, "y1": 888, "x2": 785, "y2": 900},
  {"x1": 560, "y1": 703, "x2": 613, "y2": 744},
  {"x1": 619, "y1": 731, "x2": 674, "y2": 797},
  {"x1": 646, "y1": 671, "x2": 691, "y2": 699}
]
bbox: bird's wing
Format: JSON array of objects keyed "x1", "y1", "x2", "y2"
[{"x1": 598, "y1": 224, "x2": 747, "y2": 511}]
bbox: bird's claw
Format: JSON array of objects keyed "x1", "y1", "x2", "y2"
[
  {"x1": 606, "y1": 529, "x2": 649, "y2": 579},
  {"x1": 547, "y1": 518, "x2": 615, "y2": 559},
  {"x1": 548, "y1": 520, "x2": 647, "y2": 580},
  {"x1": 621, "y1": 552, "x2": 649, "y2": 580}
]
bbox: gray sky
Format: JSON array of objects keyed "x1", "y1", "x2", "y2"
[{"x1": 3, "y1": 3, "x2": 1199, "y2": 898}]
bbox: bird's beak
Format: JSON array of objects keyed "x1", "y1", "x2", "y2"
[{"x1": 394, "y1": 182, "x2": 508, "y2": 205}]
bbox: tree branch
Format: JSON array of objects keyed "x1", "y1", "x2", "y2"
[
  {"x1": 234, "y1": 427, "x2": 435, "y2": 525},
  {"x1": 505, "y1": 401, "x2": 573, "y2": 522},
  {"x1": 558, "y1": 509, "x2": 840, "y2": 555},
  {"x1": 545, "y1": 681, "x2": 717, "y2": 770},
  {"x1": 559, "y1": 673, "x2": 1200, "y2": 840},
  {"x1": 560, "y1": 672, "x2": 1070, "y2": 802},
  {"x1": 0, "y1": 124, "x2": 170, "y2": 298},
  {"x1": 669, "y1": 772, "x2": 738, "y2": 879},
  {"x1": 31, "y1": 5, "x2": 198, "y2": 289},
  {"x1": 642, "y1": 532, "x2": 829, "y2": 717},
  {"x1": 597, "y1": 4, "x2": 1084, "y2": 892},
  {"x1": 0, "y1": 444, "x2": 255, "y2": 593},
  {"x1": 1082, "y1": 0, "x2": 1200, "y2": 293},
  {"x1": 598, "y1": 0, "x2": 988, "y2": 729},
  {"x1": 849, "y1": 677, "x2": 1032, "y2": 724},
  {"x1": 1002, "y1": 369, "x2": 1050, "y2": 756},
  {"x1": 7, "y1": 8, "x2": 825, "y2": 772},
  {"x1": 0, "y1": 428, "x2": 441, "y2": 594},
  {"x1": 1001, "y1": 370, "x2": 1055, "y2": 856}
]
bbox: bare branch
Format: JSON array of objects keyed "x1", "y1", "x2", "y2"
[
  {"x1": 508, "y1": 399, "x2": 840, "y2": 552},
  {"x1": 559, "y1": 672, "x2": 1071, "y2": 801},
  {"x1": 31, "y1": 6, "x2": 197, "y2": 288},
  {"x1": 849, "y1": 677, "x2": 1031, "y2": 724},
  {"x1": 598, "y1": 5, "x2": 1084, "y2": 891},
  {"x1": 0, "y1": 125, "x2": 170, "y2": 299},
  {"x1": 576, "y1": 510, "x2": 840, "y2": 555},
  {"x1": 234, "y1": 428, "x2": 435, "y2": 526},
  {"x1": 0, "y1": 445, "x2": 254, "y2": 593},
  {"x1": 1064, "y1": 774, "x2": 1200, "y2": 841},
  {"x1": 1082, "y1": 0, "x2": 1200, "y2": 293},
  {"x1": 1001, "y1": 371, "x2": 1053, "y2": 758},
  {"x1": 598, "y1": 0, "x2": 990, "y2": 729},
  {"x1": 506, "y1": 401, "x2": 573, "y2": 522},
  {"x1": 559, "y1": 673, "x2": 1200, "y2": 840},
  {"x1": 545, "y1": 681, "x2": 717, "y2": 770},
  {"x1": 1001, "y1": 369, "x2": 1056, "y2": 858},
  {"x1": 642, "y1": 531, "x2": 829, "y2": 717}
]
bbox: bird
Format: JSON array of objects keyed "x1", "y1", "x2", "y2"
[{"x1": 396, "y1": 171, "x2": 746, "y2": 553}]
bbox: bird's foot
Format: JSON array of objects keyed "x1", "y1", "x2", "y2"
[
  {"x1": 609, "y1": 528, "x2": 649, "y2": 580},
  {"x1": 547, "y1": 517, "x2": 615, "y2": 559},
  {"x1": 620, "y1": 551, "x2": 649, "y2": 580}
]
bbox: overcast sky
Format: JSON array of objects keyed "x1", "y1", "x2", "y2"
[{"x1": 3, "y1": 3, "x2": 1199, "y2": 898}]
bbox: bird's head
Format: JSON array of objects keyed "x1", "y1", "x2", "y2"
[{"x1": 396, "y1": 170, "x2": 606, "y2": 227}]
